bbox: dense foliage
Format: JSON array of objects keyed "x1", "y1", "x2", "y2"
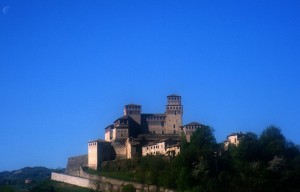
[
  {"x1": 122, "y1": 184, "x2": 136, "y2": 192},
  {"x1": 30, "y1": 180, "x2": 96, "y2": 192},
  {"x1": 99, "y1": 125, "x2": 300, "y2": 192}
]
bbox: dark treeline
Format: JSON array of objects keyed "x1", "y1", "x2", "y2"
[{"x1": 101, "y1": 126, "x2": 300, "y2": 192}]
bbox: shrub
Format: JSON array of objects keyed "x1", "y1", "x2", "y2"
[{"x1": 122, "y1": 184, "x2": 136, "y2": 192}]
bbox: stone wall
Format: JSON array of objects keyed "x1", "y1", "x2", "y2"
[
  {"x1": 79, "y1": 168, "x2": 175, "y2": 192},
  {"x1": 66, "y1": 155, "x2": 88, "y2": 176},
  {"x1": 51, "y1": 169, "x2": 175, "y2": 192},
  {"x1": 112, "y1": 143, "x2": 127, "y2": 159},
  {"x1": 51, "y1": 172, "x2": 97, "y2": 190}
]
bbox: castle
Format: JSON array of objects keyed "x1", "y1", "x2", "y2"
[
  {"x1": 65, "y1": 95, "x2": 244, "y2": 173},
  {"x1": 87, "y1": 95, "x2": 205, "y2": 170}
]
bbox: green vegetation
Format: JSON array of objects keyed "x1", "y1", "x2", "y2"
[
  {"x1": 31, "y1": 180, "x2": 96, "y2": 192},
  {"x1": 94, "y1": 125, "x2": 300, "y2": 192},
  {"x1": 122, "y1": 184, "x2": 136, "y2": 192},
  {"x1": 0, "y1": 178, "x2": 96, "y2": 192},
  {"x1": 0, "y1": 167, "x2": 64, "y2": 182},
  {"x1": 0, "y1": 185, "x2": 15, "y2": 192},
  {"x1": 0, "y1": 167, "x2": 65, "y2": 192}
]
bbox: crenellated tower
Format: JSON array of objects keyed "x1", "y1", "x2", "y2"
[
  {"x1": 165, "y1": 95, "x2": 183, "y2": 134},
  {"x1": 124, "y1": 104, "x2": 141, "y2": 125}
]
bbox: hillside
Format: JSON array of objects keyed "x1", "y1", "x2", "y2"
[{"x1": 0, "y1": 167, "x2": 65, "y2": 191}]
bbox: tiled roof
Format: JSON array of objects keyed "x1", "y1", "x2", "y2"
[
  {"x1": 105, "y1": 124, "x2": 114, "y2": 129},
  {"x1": 113, "y1": 115, "x2": 133, "y2": 123},
  {"x1": 88, "y1": 139, "x2": 109, "y2": 143},
  {"x1": 166, "y1": 143, "x2": 180, "y2": 148},
  {"x1": 183, "y1": 122, "x2": 203, "y2": 127},
  {"x1": 167, "y1": 94, "x2": 181, "y2": 97},
  {"x1": 143, "y1": 138, "x2": 172, "y2": 147},
  {"x1": 125, "y1": 104, "x2": 141, "y2": 106},
  {"x1": 226, "y1": 132, "x2": 245, "y2": 139}
]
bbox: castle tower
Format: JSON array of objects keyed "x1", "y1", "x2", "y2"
[
  {"x1": 112, "y1": 116, "x2": 130, "y2": 141},
  {"x1": 165, "y1": 95, "x2": 183, "y2": 134},
  {"x1": 124, "y1": 104, "x2": 141, "y2": 124},
  {"x1": 88, "y1": 139, "x2": 112, "y2": 170}
]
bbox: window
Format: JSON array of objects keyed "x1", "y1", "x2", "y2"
[
  {"x1": 173, "y1": 124, "x2": 175, "y2": 128},
  {"x1": 162, "y1": 131, "x2": 164, "y2": 134},
  {"x1": 174, "y1": 130, "x2": 176, "y2": 134}
]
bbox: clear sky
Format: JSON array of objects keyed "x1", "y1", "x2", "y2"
[{"x1": 0, "y1": 0, "x2": 300, "y2": 171}]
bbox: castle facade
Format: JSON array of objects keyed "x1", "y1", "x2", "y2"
[
  {"x1": 105, "y1": 94, "x2": 183, "y2": 141},
  {"x1": 87, "y1": 95, "x2": 201, "y2": 170}
]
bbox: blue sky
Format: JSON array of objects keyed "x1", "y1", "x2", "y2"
[{"x1": 0, "y1": 0, "x2": 300, "y2": 171}]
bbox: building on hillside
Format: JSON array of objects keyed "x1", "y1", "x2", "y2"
[
  {"x1": 224, "y1": 132, "x2": 245, "y2": 150},
  {"x1": 181, "y1": 122, "x2": 205, "y2": 142},
  {"x1": 25, "y1": 179, "x2": 32, "y2": 184},
  {"x1": 165, "y1": 143, "x2": 181, "y2": 157},
  {"x1": 142, "y1": 138, "x2": 179, "y2": 157},
  {"x1": 63, "y1": 95, "x2": 252, "y2": 174},
  {"x1": 86, "y1": 95, "x2": 205, "y2": 170}
]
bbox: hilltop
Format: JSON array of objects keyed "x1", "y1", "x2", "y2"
[{"x1": 0, "y1": 167, "x2": 65, "y2": 191}]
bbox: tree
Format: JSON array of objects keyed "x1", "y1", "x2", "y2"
[
  {"x1": 235, "y1": 132, "x2": 259, "y2": 161},
  {"x1": 0, "y1": 186, "x2": 15, "y2": 192},
  {"x1": 180, "y1": 132, "x2": 188, "y2": 153},
  {"x1": 259, "y1": 126, "x2": 286, "y2": 161},
  {"x1": 190, "y1": 125, "x2": 216, "y2": 152}
]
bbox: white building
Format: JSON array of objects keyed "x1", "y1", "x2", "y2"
[
  {"x1": 142, "y1": 138, "x2": 180, "y2": 157},
  {"x1": 224, "y1": 132, "x2": 245, "y2": 150}
]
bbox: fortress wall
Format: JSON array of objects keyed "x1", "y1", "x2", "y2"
[
  {"x1": 51, "y1": 172, "x2": 97, "y2": 190},
  {"x1": 112, "y1": 144, "x2": 127, "y2": 159},
  {"x1": 79, "y1": 168, "x2": 175, "y2": 192},
  {"x1": 148, "y1": 123, "x2": 165, "y2": 134},
  {"x1": 98, "y1": 142, "x2": 114, "y2": 162},
  {"x1": 66, "y1": 154, "x2": 88, "y2": 176},
  {"x1": 52, "y1": 170, "x2": 175, "y2": 192}
]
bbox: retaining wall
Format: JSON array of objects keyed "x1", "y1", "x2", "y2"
[
  {"x1": 51, "y1": 170, "x2": 175, "y2": 192},
  {"x1": 51, "y1": 172, "x2": 97, "y2": 190}
]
